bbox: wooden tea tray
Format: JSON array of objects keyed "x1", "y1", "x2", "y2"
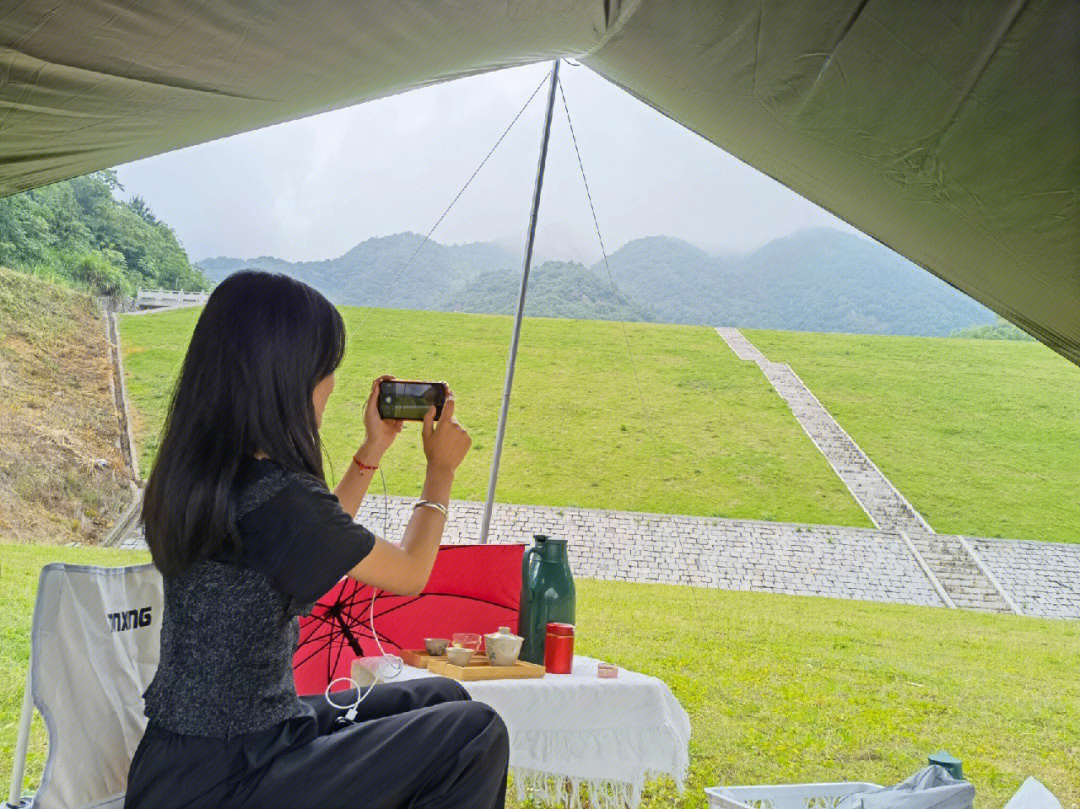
[
  {"x1": 400, "y1": 649, "x2": 490, "y2": 669},
  {"x1": 400, "y1": 649, "x2": 438, "y2": 669},
  {"x1": 428, "y1": 657, "x2": 546, "y2": 681}
]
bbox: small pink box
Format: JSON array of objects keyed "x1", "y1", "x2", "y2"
[{"x1": 597, "y1": 662, "x2": 618, "y2": 679}]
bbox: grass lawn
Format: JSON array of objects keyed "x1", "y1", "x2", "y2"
[
  {"x1": 3, "y1": 543, "x2": 1077, "y2": 807},
  {"x1": 119, "y1": 307, "x2": 870, "y2": 527},
  {"x1": 1, "y1": 544, "x2": 152, "y2": 796},
  {"x1": 747, "y1": 330, "x2": 1080, "y2": 543}
]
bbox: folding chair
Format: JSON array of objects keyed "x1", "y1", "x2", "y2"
[{"x1": 6, "y1": 563, "x2": 163, "y2": 809}]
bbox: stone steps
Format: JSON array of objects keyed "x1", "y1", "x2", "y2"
[
  {"x1": 906, "y1": 533, "x2": 1012, "y2": 613},
  {"x1": 712, "y1": 327, "x2": 1023, "y2": 617}
]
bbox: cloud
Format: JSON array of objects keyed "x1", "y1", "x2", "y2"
[{"x1": 115, "y1": 63, "x2": 856, "y2": 264}]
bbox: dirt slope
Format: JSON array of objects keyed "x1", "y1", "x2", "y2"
[{"x1": 0, "y1": 268, "x2": 131, "y2": 544}]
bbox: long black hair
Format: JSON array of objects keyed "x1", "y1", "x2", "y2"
[{"x1": 142, "y1": 271, "x2": 346, "y2": 576}]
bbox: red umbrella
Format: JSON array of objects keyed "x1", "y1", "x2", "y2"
[{"x1": 293, "y1": 543, "x2": 525, "y2": 695}]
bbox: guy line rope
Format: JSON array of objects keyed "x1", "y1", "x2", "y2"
[{"x1": 349, "y1": 61, "x2": 713, "y2": 637}]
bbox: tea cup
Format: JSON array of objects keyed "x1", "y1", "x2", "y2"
[
  {"x1": 451, "y1": 632, "x2": 482, "y2": 652},
  {"x1": 424, "y1": 638, "x2": 449, "y2": 656},
  {"x1": 446, "y1": 646, "x2": 475, "y2": 667}
]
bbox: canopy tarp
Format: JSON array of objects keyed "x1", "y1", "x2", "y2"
[{"x1": 1, "y1": 1, "x2": 1076, "y2": 362}]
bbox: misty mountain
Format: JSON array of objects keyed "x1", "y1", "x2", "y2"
[
  {"x1": 199, "y1": 232, "x2": 516, "y2": 309},
  {"x1": 592, "y1": 236, "x2": 719, "y2": 325},
  {"x1": 439, "y1": 261, "x2": 653, "y2": 322},
  {"x1": 600, "y1": 228, "x2": 995, "y2": 336},
  {"x1": 200, "y1": 227, "x2": 995, "y2": 335}
]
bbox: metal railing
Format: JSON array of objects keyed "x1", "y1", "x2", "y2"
[{"x1": 135, "y1": 288, "x2": 209, "y2": 309}]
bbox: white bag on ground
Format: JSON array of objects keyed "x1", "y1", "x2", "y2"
[
  {"x1": 835, "y1": 765, "x2": 974, "y2": 809},
  {"x1": 26, "y1": 562, "x2": 162, "y2": 809}
]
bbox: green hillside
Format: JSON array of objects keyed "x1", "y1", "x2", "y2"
[
  {"x1": 595, "y1": 236, "x2": 718, "y2": 324},
  {"x1": 0, "y1": 171, "x2": 206, "y2": 295},
  {"x1": 199, "y1": 232, "x2": 514, "y2": 308},
  {"x1": 440, "y1": 261, "x2": 653, "y2": 322},
  {"x1": 748, "y1": 329, "x2": 1080, "y2": 543},
  {"x1": 950, "y1": 316, "x2": 1035, "y2": 341},
  {"x1": 119, "y1": 306, "x2": 870, "y2": 526}
]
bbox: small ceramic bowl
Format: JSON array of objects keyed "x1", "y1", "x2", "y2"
[
  {"x1": 446, "y1": 646, "x2": 475, "y2": 667},
  {"x1": 424, "y1": 638, "x2": 449, "y2": 656}
]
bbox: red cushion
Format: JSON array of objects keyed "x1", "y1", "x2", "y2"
[{"x1": 293, "y1": 543, "x2": 525, "y2": 695}]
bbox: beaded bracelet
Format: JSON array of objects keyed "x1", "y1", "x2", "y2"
[{"x1": 352, "y1": 455, "x2": 379, "y2": 472}]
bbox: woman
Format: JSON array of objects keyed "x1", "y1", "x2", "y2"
[{"x1": 126, "y1": 271, "x2": 509, "y2": 809}]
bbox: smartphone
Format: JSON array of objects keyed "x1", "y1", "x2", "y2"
[{"x1": 377, "y1": 380, "x2": 448, "y2": 421}]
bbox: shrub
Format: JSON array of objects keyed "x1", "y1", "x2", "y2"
[{"x1": 64, "y1": 252, "x2": 133, "y2": 297}]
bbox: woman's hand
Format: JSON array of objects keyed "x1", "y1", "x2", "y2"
[
  {"x1": 422, "y1": 395, "x2": 471, "y2": 478},
  {"x1": 359, "y1": 375, "x2": 403, "y2": 462}
]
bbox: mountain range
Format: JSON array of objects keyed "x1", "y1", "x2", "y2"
[{"x1": 198, "y1": 227, "x2": 994, "y2": 336}]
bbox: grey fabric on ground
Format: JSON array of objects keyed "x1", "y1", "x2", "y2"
[
  {"x1": 835, "y1": 765, "x2": 974, "y2": 809},
  {"x1": 1003, "y1": 777, "x2": 1063, "y2": 809}
]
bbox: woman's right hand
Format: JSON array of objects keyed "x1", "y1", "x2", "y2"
[{"x1": 422, "y1": 395, "x2": 471, "y2": 477}]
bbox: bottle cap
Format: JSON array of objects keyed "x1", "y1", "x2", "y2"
[{"x1": 546, "y1": 622, "x2": 575, "y2": 636}]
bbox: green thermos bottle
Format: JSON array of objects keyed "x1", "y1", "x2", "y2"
[{"x1": 518, "y1": 534, "x2": 576, "y2": 665}]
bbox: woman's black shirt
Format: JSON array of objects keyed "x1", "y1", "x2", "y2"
[{"x1": 142, "y1": 458, "x2": 375, "y2": 738}]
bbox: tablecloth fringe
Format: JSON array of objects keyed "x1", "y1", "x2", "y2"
[{"x1": 513, "y1": 767, "x2": 649, "y2": 809}]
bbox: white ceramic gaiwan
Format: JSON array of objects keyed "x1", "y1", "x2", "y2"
[{"x1": 484, "y1": 626, "x2": 524, "y2": 666}]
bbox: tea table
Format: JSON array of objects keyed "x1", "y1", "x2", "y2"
[{"x1": 392, "y1": 655, "x2": 690, "y2": 809}]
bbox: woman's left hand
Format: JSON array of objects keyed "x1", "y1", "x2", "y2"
[{"x1": 359, "y1": 375, "x2": 403, "y2": 461}]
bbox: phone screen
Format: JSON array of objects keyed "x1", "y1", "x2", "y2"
[{"x1": 378, "y1": 381, "x2": 447, "y2": 421}]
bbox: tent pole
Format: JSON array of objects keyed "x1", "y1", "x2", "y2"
[{"x1": 479, "y1": 60, "x2": 560, "y2": 544}]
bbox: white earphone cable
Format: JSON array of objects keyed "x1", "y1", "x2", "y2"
[{"x1": 324, "y1": 463, "x2": 402, "y2": 724}]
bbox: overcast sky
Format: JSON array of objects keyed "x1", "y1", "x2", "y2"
[{"x1": 115, "y1": 62, "x2": 858, "y2": 265}]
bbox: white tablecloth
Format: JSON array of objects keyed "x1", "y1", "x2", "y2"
[{"x1": 391, "y1": 656, "x2": 690, "y2": 809}]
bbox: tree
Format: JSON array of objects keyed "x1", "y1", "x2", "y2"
[{"x1": 0, "y1": 172, "x2": 207, "y2": 295}]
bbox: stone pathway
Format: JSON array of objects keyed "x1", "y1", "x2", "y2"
[
  {"x1": 715, "y1": 327, "x2": 929, "y2": 534},
  {"x1": 714, "y1": 327, "x2": 1024, "y2": 615}
]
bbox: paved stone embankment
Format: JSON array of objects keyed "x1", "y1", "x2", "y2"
[
  {"x1": 905, "y1": 533, "x2": 1012, "y2": 614},
  {"x1": 117, "y1": 494, "x2": 1080, "y2": 618},
  {"x1": 971, "y1": 538, "x2": 1080, "y2": 620},
  {"x1": 356, "y1": 496, "x2": 943, "y2": 606},
  {"x1": 352, "y1": 496, "x2": 1080, "y2": 617}
]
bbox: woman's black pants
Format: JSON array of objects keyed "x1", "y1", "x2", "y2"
[
  {"x1": 125, "y1": 678, "x2": 509, "y2": 809},
  {"x1": 279, "y1": 678, "x2": 509, "y2": 809}
]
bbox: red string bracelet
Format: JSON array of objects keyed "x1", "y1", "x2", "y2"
[{"x1": 352, "y1": 455, "x2": 379, "y2": 472}]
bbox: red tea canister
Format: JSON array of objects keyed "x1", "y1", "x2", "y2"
[{"x1": 544, "y1": 622, "x2": 575, "y2": 674}]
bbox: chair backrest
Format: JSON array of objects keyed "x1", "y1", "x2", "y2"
[{"x1": 29, "y1": 562, "x2": 163, "y2": 809}]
